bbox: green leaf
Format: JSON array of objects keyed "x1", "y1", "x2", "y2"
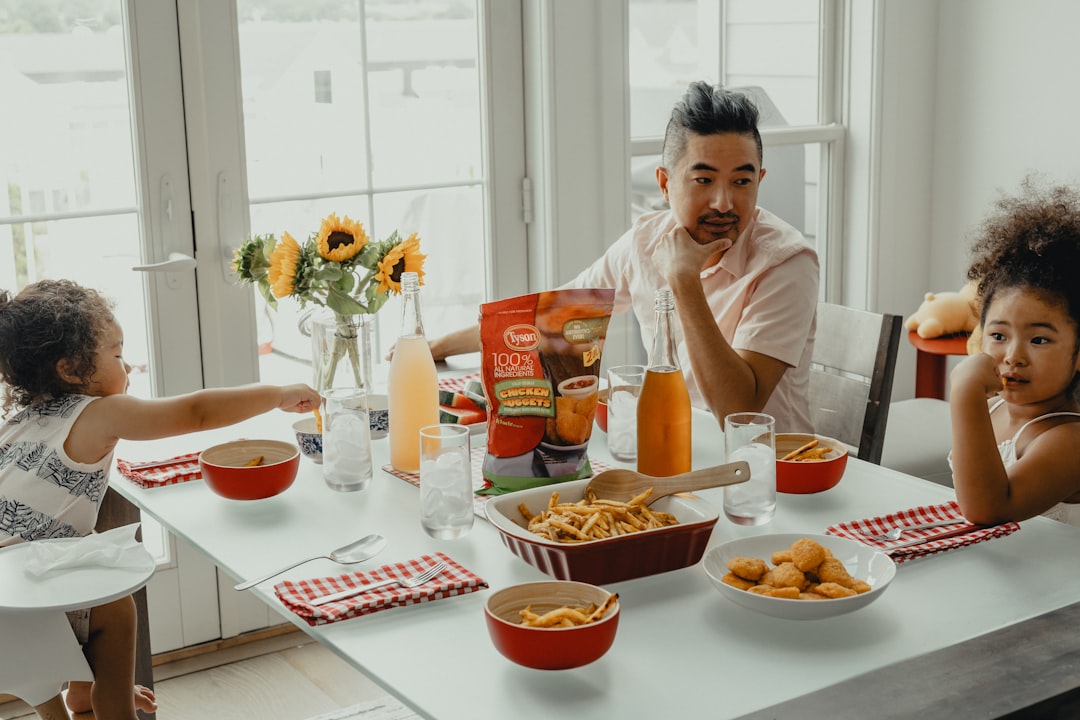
[{"x1": 326, "y1": 287, "x2": 367, "y2": 316}]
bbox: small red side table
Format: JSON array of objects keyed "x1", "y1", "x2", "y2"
[{"x1": 908, "y1": 331, "x2": 970, "y2": 399}]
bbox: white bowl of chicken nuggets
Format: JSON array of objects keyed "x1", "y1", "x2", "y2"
[{"x1": 702, "y1": 534, "x2": 896, "y2": 620}]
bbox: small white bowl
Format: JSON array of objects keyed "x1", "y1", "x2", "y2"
[
  {"x1": 556, "y1": 374, "x2": 599, "y2": 400},
  {"x1": 702, "y1": 533, "x2": 896, "y2": 621},
  {"x1": 366, "y1": 393, "x2": 389, "y2": 439}
]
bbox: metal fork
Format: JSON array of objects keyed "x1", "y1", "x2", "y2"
[
  {"x1": 309, "y1": 560, "x2": 449, "y2": 607},
  {"x1": 858, "y1": 518, "x2": 964, "y2": 542}
]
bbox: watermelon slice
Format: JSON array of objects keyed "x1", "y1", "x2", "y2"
[{"x1": 438, "y1": 405, "x2": 486, "y2": 425}]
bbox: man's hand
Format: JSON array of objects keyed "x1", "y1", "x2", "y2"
[{"x1": 653, "y1": 225, "x2": 727, "y2": 286}]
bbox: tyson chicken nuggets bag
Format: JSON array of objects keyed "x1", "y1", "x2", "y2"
[{"x1": 478, "y1": 288, "x2": 615, "y2": 495}]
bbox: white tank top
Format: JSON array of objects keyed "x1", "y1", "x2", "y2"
[{"x1": 0, "y1": 395, "x2": 112, "y2": 546}]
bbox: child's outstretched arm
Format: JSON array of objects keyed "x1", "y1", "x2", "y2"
[
  {"x1": 65, "y1": 383, "x2": 321, "y2": 464},
  {"x1": 950, "y1": 354, "x2": 1080, "y2": 523}
]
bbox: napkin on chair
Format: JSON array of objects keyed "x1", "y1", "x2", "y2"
[
  {"x1": 117, "y1": 452, "x2": 202, "y2": 488},
  {"x1": 23, "y1": 523, "x2": 156, "y2": 577},
  {"x1": 826, "y1": 500, "x2": 1020, "y2": 563},
  {"x1": 274, "y1": 552, "x2": 488, "y2": 627}
]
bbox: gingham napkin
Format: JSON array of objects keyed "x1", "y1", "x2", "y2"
[
  {"x1": 826, "y1": 500, "x2": 1020, "y2": 563},
  {"x1": 116, "y1": 452, "x2": 201, "y2": 488},
  {"x1": 438, "y1": 372, "x2": 482, "y2": 394},
  {"x1": 275, "y1": 552, "x2": 487, "y2": 626}
]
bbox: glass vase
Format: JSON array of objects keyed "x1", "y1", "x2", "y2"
[{"x1": 305, "y1": 310, "x2": 374, "y2": 393}]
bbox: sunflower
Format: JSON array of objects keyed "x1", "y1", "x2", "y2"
[
  {"x1": 267, "y1": 231, "x2": 302, "y2": 298},
  {"x1": 315, "y1": 212, "x2": 368, "y2": 263},
  {"x1": 373, "y1": 232, "x2": 426, "y2": 294}
]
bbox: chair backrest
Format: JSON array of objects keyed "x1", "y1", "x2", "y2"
[{"x1": 808, "y1": 303, "x2": 902, "y2": 465}]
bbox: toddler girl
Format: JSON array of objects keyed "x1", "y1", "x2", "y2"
[
  {"x1": 950, "y1": 180, "x2": 1080, "y2": 526},
  {"x1": 0, "y1": 279, "x2": 320, "y2": 719}
]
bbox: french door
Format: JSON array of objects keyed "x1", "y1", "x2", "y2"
[{"x1": 2, "y1": 0, "x2": 524, "y2": 653}]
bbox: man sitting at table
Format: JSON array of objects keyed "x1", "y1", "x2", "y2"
[{"x1": 428, "y1": 81, "x2": 819, "y2": 432}]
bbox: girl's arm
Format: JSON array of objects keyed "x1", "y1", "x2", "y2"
[
  {"x1": 950, "y1": 354, "x2": 1080, "y2": 523},
  {"x1": 65, "y1": 384, "x2": 321, "y2": 464}
]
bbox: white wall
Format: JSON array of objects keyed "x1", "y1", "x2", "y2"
[{"x1": 930, "y1": 0, "x2": 1080, "y2": 289}]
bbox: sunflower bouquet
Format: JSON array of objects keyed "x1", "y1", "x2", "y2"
[{"x1": 233, "y1": 212, "x2": 426, "y2": 390}]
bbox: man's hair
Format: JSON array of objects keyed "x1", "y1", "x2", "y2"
[{"x1": 661, "y1": 81, "x2": 763, "y2": 169}]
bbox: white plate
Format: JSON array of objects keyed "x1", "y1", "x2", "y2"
[
  {"x1": 702, "y1": 533, "x2": 896, "y2": 620},
  {"x1": 0, "y1": 537, "x2": 156, "y2": 612}
]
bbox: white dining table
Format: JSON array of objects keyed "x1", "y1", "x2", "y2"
[{"x1": 110, "y1": 401, "x2": 1080, "y2": 719}]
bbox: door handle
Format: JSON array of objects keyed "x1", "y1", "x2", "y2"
[{"x1": 131, "y1": 252, "x2": 197, "y2": 273}]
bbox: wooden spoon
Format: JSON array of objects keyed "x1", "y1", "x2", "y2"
[{"x1": 585, "y1": 461, "x2": 750, "y2": 505}]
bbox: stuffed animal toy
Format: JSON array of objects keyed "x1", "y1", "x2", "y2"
[{"x1": 904, "y1": 281, "x2": 979, "y2": 339}]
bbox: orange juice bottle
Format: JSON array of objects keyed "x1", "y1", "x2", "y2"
[
  {"x1": 389, "y1": 272, "x2": 440, "y2": 472},
  {"x1": 637, "y1": 289, "x2": 692, "y2": 476}
]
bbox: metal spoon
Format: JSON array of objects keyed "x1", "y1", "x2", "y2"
[
  {"x1": 233, "y1": 534, "x2": 388, "y2": 591},
  {"x1": 585, "y1": 461, "x2": 750, "y2": 505}
]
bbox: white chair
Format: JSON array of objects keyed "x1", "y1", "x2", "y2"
[
  {"x1": 808, "y1": 303, "x2": 903, "y2": 464},
  {"x1": 881, "y1": 397, "x2": 955, "y2": 486},
  {"x1": 0, "y1": 609, "x2": 94, "y2": 708}
]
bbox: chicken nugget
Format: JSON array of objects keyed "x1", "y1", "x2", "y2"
[
  {"x1": 747, "y1": 585, "x2": 775, "y2": 595},
  {"x1": 816, "y1": 582, "x2": 857, "y2": 599},
  {"x1": 575, "y1": 392, "x2": 598, "y2": 418},
  {"x1": 790, "y1": 538, "x2": 827, "y2": 572},
  {"x1": 727, "y1": 556, "x2": 768, "y2": 582},
  {"x1": 850, "y1": 579, "x2": 872, "y2": 594},
  {"x1": 720, "y1": 572, "x2": 756, "y2": 591},
  {"x1": 770, "y1": 562, "x2": 807, "y2": 590},
  {"x1": 799, "y1": 591, "x2": 828, "y2": 600},
  {"x1": 555, "y1": 411, "x2": 590, "y2": 445},
  {"x1": 770, "y1": 550, "x2": 793, "y2": 565},
  {"x1": 759, "y1": 568, "x2": 777, "y2": 587},
  {"x1": 765, "y1": 586, "x2": 801, "y2": 599},
  {"x1": 817, "y1": 557, "x2": 854, "y2": 588}
]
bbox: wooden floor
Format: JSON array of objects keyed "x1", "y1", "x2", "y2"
[{"x1": 0, "y1": 631, "x2": 416, "y2": 720}]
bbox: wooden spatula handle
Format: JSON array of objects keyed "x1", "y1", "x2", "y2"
[{"x1": 651, "y1": 461, "x2": 750, "y2": 497}]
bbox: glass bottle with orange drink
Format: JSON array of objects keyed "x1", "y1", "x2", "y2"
[
  {"x1": 389, "y1": 271, "x2": 440, "y2": 472},
  {"x1": 636, "y1": 288, "x2": 692, "y2": 476}
]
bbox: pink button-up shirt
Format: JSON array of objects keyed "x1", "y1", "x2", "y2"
[{"x1": 564, "y1": 207, "x2": 818, "y2": 432}]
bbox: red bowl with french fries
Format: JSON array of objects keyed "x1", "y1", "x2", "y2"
[
  {"x1": 775, "y1": 433, "x2": 848, "y2": 494},
  {"x1": 199, "y1": 439, "x2": 299, "y2": 500},
  {"x1": 485, "y1": 477, "x2": 719, "y2": 585},
  {"x1": 484, "y1": 580, "x2": 620, "y2": 670}
]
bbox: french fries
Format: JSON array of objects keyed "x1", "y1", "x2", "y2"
[
  {"x1": 518, "y1": 593, "x2": 619, "y2": 628},
  {"x1": 243, "y1": 455, "x2": 264, "y2": 467},
  {"x1": 781, "y1": 439, "x2": 836, "y2": 463},
  {"x1": 519, "y1": 488, "x2": 679, "y2": 543},
  {"x1": 313, "y1": 405, "x2": 323, "y2": 434}
]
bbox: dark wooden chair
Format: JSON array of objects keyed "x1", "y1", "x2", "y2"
[{"x1": 808, "y1": 303, "x2": 902, "y2": 465}]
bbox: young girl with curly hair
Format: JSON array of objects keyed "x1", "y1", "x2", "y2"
[
  {"x1": 0, "y1": 279, "x2": 320, "y2": 719},
  {"x1": 950, "y1": 179, "x2": 1080, "y2": 527}
]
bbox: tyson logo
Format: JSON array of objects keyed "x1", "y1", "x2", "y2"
[{"x1": 503, "y1": 324, "x2": 540, "y2": 351}]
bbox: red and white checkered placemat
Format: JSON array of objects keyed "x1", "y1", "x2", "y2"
[
  {"x1": 826, "y1": 500, "x2": 1020, "y2": 563},
  {"x1": 275, "y1": 552, "x2": 487, "y2": 626},
  {"x1": 116, "y1": 453, "x2": 202, "y2": 488},
  {"x1": 437, "y1": 372, "x2": 482, "y2": 394}
]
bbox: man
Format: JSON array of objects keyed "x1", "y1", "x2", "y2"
[{"x1": 430, "y1": 82, "x2": 818, "y2": 431}]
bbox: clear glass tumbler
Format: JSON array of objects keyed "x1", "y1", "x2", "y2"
[
  {"x1": 723, "y1": 412, "x2": 776, "y2": 525},
  {"x1": 606, "y1": 364, "x2": 646, "y2": 463},
  {"x1": 321, "y1": 387, "x2": 374, "y2": 492},
  {"x1": 419, "y1": 424, "x2": 474, "y2": 539}
]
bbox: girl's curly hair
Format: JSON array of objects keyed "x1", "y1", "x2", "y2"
[
  {"x1": 0, "y1": 279, "x2": 116, "y2": 416},
  {"x1": 968, "y1": 176, "x2": 1080, "y2": 332}
]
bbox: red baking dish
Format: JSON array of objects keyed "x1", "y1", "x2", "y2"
[{"x1": 484, "y1": 477, "x2": 718, "y2": 585}]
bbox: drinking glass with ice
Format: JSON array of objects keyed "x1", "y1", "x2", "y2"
[
  {"x1": 321, "y1": 388, "x2": 374, "y2": 492},
  {"x1": 723, "y1": 413, "x2": 776, "y2": 526},
  {"x1": 419, "y1": 424, "x2": 473, "y2": 538}
]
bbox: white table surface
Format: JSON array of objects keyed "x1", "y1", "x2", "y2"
[{"x1": 110, "y1": 408, "x2": 1080, "y2": 720}]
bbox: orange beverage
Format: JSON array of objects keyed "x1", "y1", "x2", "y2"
[
  {"x1": 636, "y1": 366, "x2": 692, "y2": 476},
  {"x1": 388, "y1": 334, "x2": 440, "y2": 472}
]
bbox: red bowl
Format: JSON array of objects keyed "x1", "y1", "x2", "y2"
[
  {"x1": 199, "y1": 439, "x2": 299, "y2": 500},
  {"x1": 775, "y1": 433, "x2": 848, "y2": 494},
  {"x1": 595, "y1": 387, "x2": 609, "y2": 432},
  {"x1": 484, "y1": 581, "x2": 619, "y2": 670},
  {"x1": 484, "y1": 478, "x2": 718, "y2": 585}
]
